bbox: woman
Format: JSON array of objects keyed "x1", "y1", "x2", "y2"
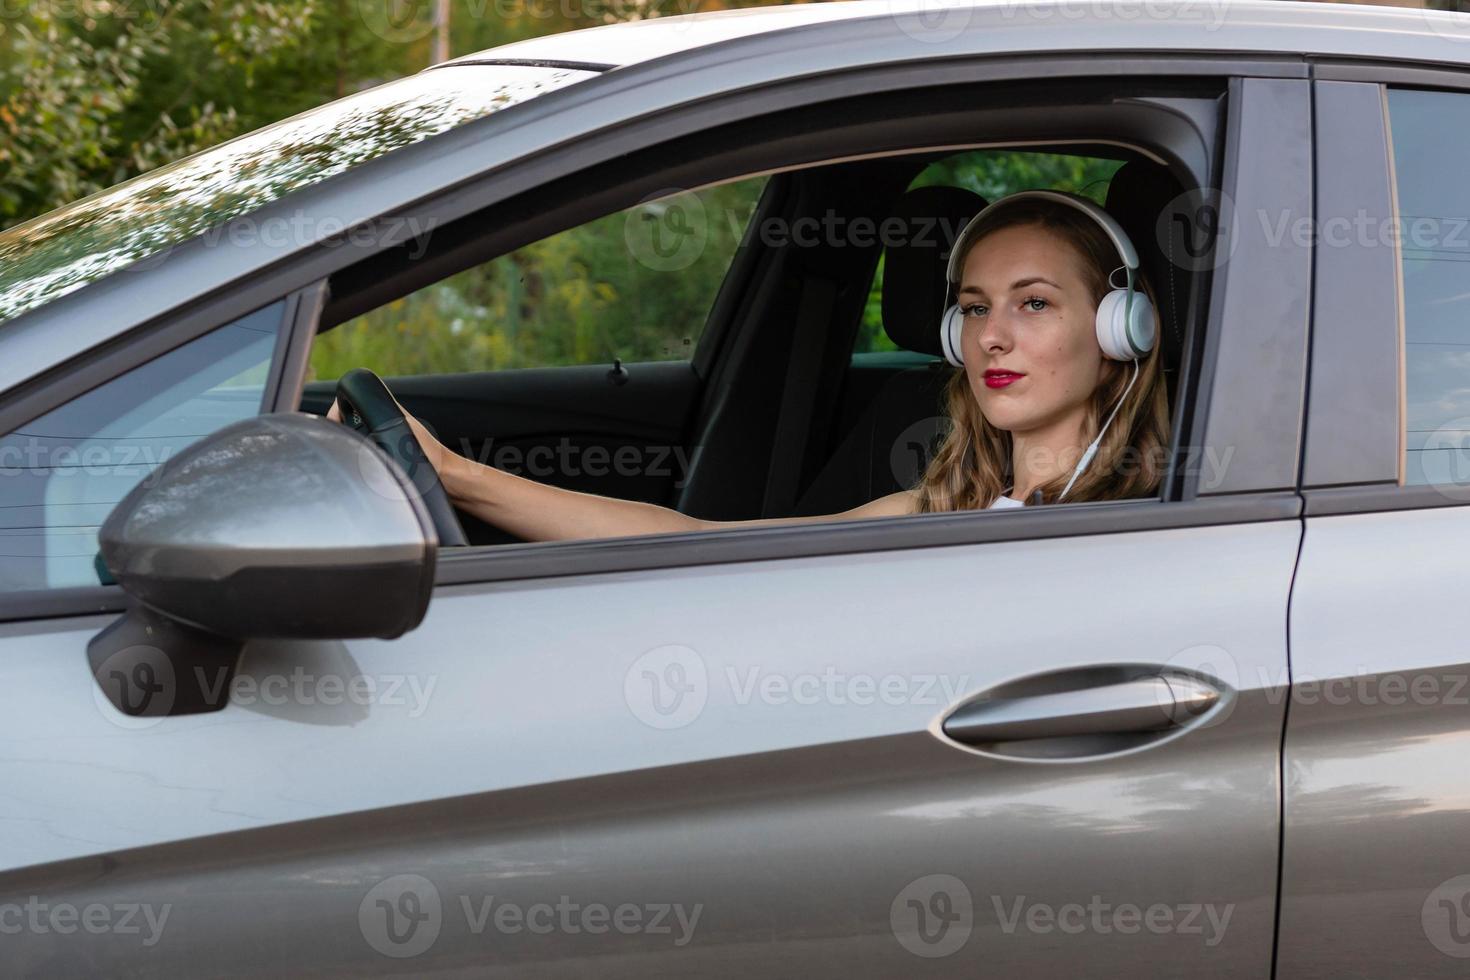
[{"x1": 329, "y1": 190, "x2": 1171, "y2": 540}]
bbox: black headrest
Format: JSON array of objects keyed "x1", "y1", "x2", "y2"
[
  {"x1": 881, "y1": 186, "x2": 988, "y2": 357},
  {"x1": 1104, "y1": 160, "x2": 1188, "y2": 366}
]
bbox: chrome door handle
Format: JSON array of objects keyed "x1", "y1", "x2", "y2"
[{"x1": 942, "y1": 675, "x2": 1219, "y2": 744}]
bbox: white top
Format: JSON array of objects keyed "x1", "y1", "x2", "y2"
[{"x1": 989, "y1": 489, "x2": 1025, "y2": 510}]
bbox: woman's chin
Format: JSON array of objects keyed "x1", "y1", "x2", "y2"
[{"x1": 974, "y1": 397, "x2": 1028, "y2": 432}]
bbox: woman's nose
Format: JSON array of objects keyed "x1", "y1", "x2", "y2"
[{"x1": 973, "y1": 312, "x2": 1013, "y2": 354}]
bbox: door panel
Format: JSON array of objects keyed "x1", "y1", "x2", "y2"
[
  {"x1": 0, "y1": 516, "x2": 1297, "y2": 976},
  {"x1": 1279, "y1": 508, "x2": 1470, "y2": 978}
]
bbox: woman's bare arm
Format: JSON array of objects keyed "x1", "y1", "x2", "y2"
[
  {"x1": 329, "y1": 399, "x2": 915, "y2": 541},
  {"x1": 444, "y1": 454, "x2": 916, "y2": 541}
]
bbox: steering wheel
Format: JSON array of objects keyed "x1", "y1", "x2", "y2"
[{"x1": 333, "y1": 368, "x2": 469, "y2": 547}]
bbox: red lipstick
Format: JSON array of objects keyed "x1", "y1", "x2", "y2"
[{"x1": 983, "y1": 369, "x2": 1025, "y2": 390}]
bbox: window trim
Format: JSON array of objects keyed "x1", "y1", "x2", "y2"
[
  {"x1": 0, "y1": 492, "x2": 1301, "y2": 624},
  {"x1": 1185, "y1": 76, "x2": 1313, "y2": 498},
  {"x1": 1313, "y1": 60, "x2": 1470, "y2": 91},
  {"x1": 1300, "y1": 80, "x2": 1401, "y2": 491},
  {"x1": 264, "y1": 280, "x2": 329, "y2": 413}
]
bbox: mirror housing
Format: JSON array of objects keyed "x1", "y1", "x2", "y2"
[
  {"x1": 99, "y1": 411, "x2": 438, "y2": 639},
  {"x1": 89, "y1": 413, "x2": 439, "y2": 717}
]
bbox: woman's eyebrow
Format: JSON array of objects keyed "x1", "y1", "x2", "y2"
[{"x1": 958, "y1": 276, "x2": 1062, "y2": 296}]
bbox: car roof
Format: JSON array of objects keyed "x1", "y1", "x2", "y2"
[{"x1": 441, "y1": 0, "x2": 1470, "y2": 71}]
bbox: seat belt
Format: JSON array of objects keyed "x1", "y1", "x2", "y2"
[{"x1": 762, "y1": 274, "x2": 839, "y2": 517}]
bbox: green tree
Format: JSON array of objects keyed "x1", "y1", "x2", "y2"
[{"x1": 0, "y1": 0, "x2": 319, "y2": 226}]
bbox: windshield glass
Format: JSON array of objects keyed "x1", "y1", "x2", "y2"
[{"x1": 0, "y1": 64, "x2": 595, "y2": 324}]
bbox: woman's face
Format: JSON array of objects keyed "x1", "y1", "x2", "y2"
[{"x1": 956, "y1": 222, "x2": 1104, "y2": 440}]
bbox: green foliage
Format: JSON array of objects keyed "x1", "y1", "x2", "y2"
[
  {"x1": 0, "y1": 0, "x2": 798, "y2": 231},
  {"x1": 309, "y1": 177, "x2": 769, "y2": 379},
  {"x1": 0, "y1": 0, "x2": 318, "y2": 226}
]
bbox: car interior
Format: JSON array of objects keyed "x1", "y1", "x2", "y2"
[{"x1": 297, "y1": 83, "x2": 1210, "y2": 548}]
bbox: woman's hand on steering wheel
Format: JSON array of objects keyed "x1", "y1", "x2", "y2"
[
  {"x1": 325, "y1": 368, "x2": 470, "y2": 548},
  {"x1": 326, "y1": 393, "x2": 456, "y2": 485}
]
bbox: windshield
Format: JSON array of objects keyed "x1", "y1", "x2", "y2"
[{"x1": 0, "y1": 64, "x2": 595, "y2": 325}]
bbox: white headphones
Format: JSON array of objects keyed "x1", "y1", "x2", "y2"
[
  {"x1": 938, "y1": 189, "x2": 1156, "y2": 367},
  {"x1": 938, "y1": 189, "x2": 1157, "y2": 501}
]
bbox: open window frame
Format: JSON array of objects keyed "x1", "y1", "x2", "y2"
[
  {"x1": 308, "y1": 70, "x2": 1308, "y2": 587},
  {"x1": 0, "y1": 53, "x2": 1312, "y2": 619}
]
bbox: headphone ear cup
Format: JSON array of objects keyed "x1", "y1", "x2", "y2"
[
  {"x1": 1095, "y1": 289, "x2": 1156, "y2": 361},
  {"x1": 940, "y1": 304, "x2": 966, "y2": 367}
]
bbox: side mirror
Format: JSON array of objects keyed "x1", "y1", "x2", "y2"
[{"x1": 89, "y1": 412, "x2": 438, "y2": 717}]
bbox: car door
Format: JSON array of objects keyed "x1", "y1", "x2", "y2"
[
  {"x1": 0, "y1": 75, "x2": 1307, "y2": 977},
  {"x1": 1277, "y1": 77, "x2": 1470, "y2": 978}
]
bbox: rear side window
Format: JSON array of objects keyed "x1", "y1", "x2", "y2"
[
  {"x1": 1386, "y1": 89, "x2": 1470, "y2": 487},
  {"x1": 0, "y1": 303, "x2": 284, "y2": 591}
]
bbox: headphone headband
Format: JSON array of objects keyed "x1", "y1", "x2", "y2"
[{"x1": 944, "y1": 189, "x2": 1141, "y2": 285}]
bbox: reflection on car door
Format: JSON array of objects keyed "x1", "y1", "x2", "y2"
[{"x1": 1, "y1": 508, "x2": 1298, "y2": 977}]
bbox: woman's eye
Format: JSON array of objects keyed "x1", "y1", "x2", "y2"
[
  {"x1": 1023, "y1": 297, "x2": 1048, "y2": 312},
  {"x1": 963, "y1": 304, "x2": 987, "y2": 317}
]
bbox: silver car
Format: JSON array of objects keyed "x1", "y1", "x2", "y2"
[{"x1": 1, "y1": 0, "x2": 1469, "y2": 975}]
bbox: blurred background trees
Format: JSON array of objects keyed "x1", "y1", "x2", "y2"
[{"x1": 0, "y1": 0, "x2": 793, "y2": 229}]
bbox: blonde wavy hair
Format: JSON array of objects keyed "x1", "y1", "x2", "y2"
[{"x1": 914, "y1": 195, "x2": 1172, "y2": 512}]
